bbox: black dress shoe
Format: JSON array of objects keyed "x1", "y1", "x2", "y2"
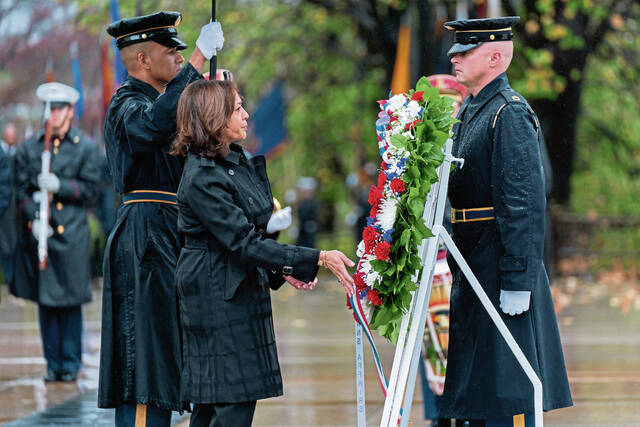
[
  {"x1": 58, "y1": 372, "x2": 77, "y2": 382},
  {"x1": 44, "y1": 369, "x2": 58, "y2": 382}
]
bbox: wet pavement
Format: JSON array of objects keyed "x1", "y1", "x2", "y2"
[{"x1": 1, "y1": 274, "x2": 639, "y2": 426}]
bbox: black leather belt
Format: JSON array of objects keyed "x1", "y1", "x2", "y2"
[
  {"x1": 122, "y1": 190, "x2": 177, "y2": 206},
  {"x1": 451, "y1": 206, "x2": 494, "y2": 223}
]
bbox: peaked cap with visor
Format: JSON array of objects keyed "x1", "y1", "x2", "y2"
[
  {"x1": 444, "y1": 16, "x2": 520, "y2": 56},
  {"x1": 107, "y1": 11, "x2": 187, "y2": 50}
]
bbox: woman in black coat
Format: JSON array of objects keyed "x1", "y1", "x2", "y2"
[{"x1": 172, "y1": 79, "x2": 355, "y2": 427}]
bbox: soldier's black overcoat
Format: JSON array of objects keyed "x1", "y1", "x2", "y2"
[
  {"x1": 98, "y1": 63, "x2": 200, "y2": 411},
  {"x1": 176, "y1": 145, "x2": 319, "y2": 404},
  {"x1": 10, "y1": 128, "x2": 99, "y2": 306},
  {"x1": 440, "y1": 73, "x2": 573, "y2": 419}
]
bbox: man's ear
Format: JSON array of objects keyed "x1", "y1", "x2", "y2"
[
  {"x1": 138, "y1": 51, "x2": 150, "y2": 70},
  {"x1": 489, "y1": 51, "x2": 502, "y2": 69}
]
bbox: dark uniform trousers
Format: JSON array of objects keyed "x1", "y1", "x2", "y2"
[
  {"x1": 469, "y1": 413, "x2": 534, "y2": 427},
  {"x1": 38, "y1": 305, "x2": 82, "y2": 375},
  {"x1": 190, "y1": 401, "x2": 257, "y2": 427}
]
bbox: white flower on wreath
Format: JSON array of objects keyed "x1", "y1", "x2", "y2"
[
  {"x1": 398, "y1": 100, "x2": 421, "y2": 125},
  {"x1": 387, "y1": 94, "x2": 407, "y2": 113},
  {"x1": 376, "y1": 197, "x2": 398, "y2": 231},
  {"x1": 356, "y1": 240, "x2": 365, "y2": 258}
]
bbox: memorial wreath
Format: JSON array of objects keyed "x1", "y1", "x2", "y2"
[{"x1": 350, "y1": 77, "x2": 457, "y2": 343}]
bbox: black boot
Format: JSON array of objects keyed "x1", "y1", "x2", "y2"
[{"x1": 43, "y1": 369, "x2": 58, "y2": 382}]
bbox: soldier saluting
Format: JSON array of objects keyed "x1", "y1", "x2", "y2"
[
  {"x1": 441, "y1": 17, "x2": 573, "y2": 426},
  {"x1": 98, "y1": 11, "x2": 223, "y2": 426},
  {"x1": 11, "y1": 83, "x2": 99, "y2": 383}
]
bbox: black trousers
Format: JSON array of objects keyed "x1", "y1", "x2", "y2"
[
  {"x1": 38, "y1": 305, "x2": 82, "y2": 374},
  {"x1": 189, "y1": 401, "x2": 257, "y2": 427}
]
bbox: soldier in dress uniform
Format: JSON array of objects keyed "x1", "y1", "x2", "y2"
[
  {"x1": 99, "y1": 11, "x2": 224, "y2": 427},
  {"x1": 0, "y1": 122, "x2": 19, "y2": 285},
  {"x1": 11, "y1": 82, "x2": 99, "y2": 382},
  {"x1": 440, "y1": 17, "x2": 573, "y2": 426}
]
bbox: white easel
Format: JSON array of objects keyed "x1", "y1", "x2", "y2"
[{"x1": 354, "y1": 139, "x2": 543, "y2": 427}]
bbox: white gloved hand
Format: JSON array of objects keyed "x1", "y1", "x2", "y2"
[
  {"x1": 32, "y1": 218, "x2": 54, "y2": 241},
  {"x1": 266, "y1": 206, "x2": 292, "y2": 234},
  {"x1": 38, "y1": 173, "x2": 60, "y2": 193},
  {"x1": 499, "y1": 290, "x2": 531, "y2": 315},
  {"x1": 196, "y1": 21, "x2": 224, "y2": 60}
]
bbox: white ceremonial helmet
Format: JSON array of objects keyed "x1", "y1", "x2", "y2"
[{"x1": 36, "y1": 82, "x2": 79, "y2": 106}]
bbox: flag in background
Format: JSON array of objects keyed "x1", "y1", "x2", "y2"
[
  {"x1": 390, "y1": 15, "x2": 411, "y2": 95},
  {"x1": 45, "y1": 57, "x2": 54, "y2": 83},
  {"x1": 101, "y1": 42, "x2": 114, "y2": 116},
  {"x1": 70, "y1": 42, "x2": 84, "y2": 119},
  {"x1": 109, "y1": 0, "x2": 127, "y2": 86},
  {"x1": 248, "y1": 83, "x2": 288, "y2": 158}
]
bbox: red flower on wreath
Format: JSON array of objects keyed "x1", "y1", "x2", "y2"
[
  {"x1": 367, "y1": 288, "x2": 383, "y2": 306},
  {"x1": 370, "y1": 203, "x2": 380, "y2": 218},
  {"x1": 377, "y1": 171, "x2": 387, "y2": 188},
  {"x1": 411, "y1": 91, "x2": 424, "y2": 101},
  {"x1": 353, "y1": 271, "x2": 368, "y2": 291},
  {"x1": 390, "y1": 178, "x2": 406, "y2": 194},
  {"x1": 363, "y1": 226, "x2": 380, "y2": 253},
  {"x1": 403, "y1": 119, "x2": 421, "y2": 131},
  {"x1": 374, "y1": 241, "x2": 391, "y2": 261},
  {"x1": 368, "y1": 185, "x2": 383, "y2": 206}
]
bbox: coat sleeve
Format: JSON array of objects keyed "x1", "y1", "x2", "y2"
[
  {"x1": 57, "y1": 141, "x2": 100, "y2": 203},
  {"x1": 0, "y1": 149, "x2": 10, "y2": 217},
  {"x1": 187, "y1": 170, "x2": 320, "y2": 283},
  {"x1": 14, "y1": 142, "x2": 38, "y2": 221},
  {"x1": 491, "y1": 103, "x2": 546, "y2": 292},
  {"x1": 120, "y1": 63, "x2": 201, "y2": 154}
]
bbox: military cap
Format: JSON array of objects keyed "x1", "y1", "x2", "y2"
[
  {"x1": 444, "y1": 16, "x2": 520, "y2": 56},
  {"x1": 36, "y1": 82, "x2": 80, "y2": 108},
  {"x1": 107, "y1": 11, "x2": 187, "y2": 50}
]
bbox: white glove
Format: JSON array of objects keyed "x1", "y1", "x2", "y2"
[
  {"x1": 196, "y1": 21, "x2": 224, "y2": 60},
  {"x1": 266, "y1": 206, "x2": 292, "y2": 234},
  {"x1": 32, "y1": 218, "x2": 54, "y2": 241},
  {"x1": 499, "y1": 290, "x2": 531, "y2": 315},
  {"x1": 38, "y1": 173, "x2": 60, "y2": 193}
]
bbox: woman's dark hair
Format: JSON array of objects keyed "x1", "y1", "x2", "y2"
[{"x1": 171, "y1": 79, "x2": 238, "y2": 157}]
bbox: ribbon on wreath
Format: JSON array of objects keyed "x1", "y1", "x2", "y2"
[{"x1": 348, "y1": 292, "x2": 390, "y2": 396}]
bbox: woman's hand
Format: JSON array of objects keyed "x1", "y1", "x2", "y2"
[
  {"x1": 321, "y1": 250, "x2": 356, "y2": 296},
  {"x1": 285, "y1": 275, "x2": 317, "y2": 291}
]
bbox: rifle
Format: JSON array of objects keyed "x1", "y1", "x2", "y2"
[
  {"x1": 38, "y1": 100, "x2": 52, "y2": 270},
  {"x1": 210, "y1": 0, "x2": 217, "y2": 78}
]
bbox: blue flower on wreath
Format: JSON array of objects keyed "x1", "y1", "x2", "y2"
[
  {"x1": 366, "y1": 217, "x2": 376, "y2": 227},
  {"x1": 382, "y1": 228, "x2": 394, "y2": 242}
]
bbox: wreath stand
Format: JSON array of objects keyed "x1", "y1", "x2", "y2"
[{"x1": 354, "y1": 139, "x2": 543, "y2": 427}]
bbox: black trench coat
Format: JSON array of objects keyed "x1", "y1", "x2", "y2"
[
  {"x1": 440, "y1": 74, "x2": 573, "y2": 419},
  {"x1": 10, "y1": 128, "x2": 99, "y2": 307},
  {"x1": 176, "y1": 145, "x2": 319, "y2": 404},
  {"x1": 98, "y1": 63, "x2": 201, "y2": 411}
]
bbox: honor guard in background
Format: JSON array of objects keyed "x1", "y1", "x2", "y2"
[
  {"x1": 441, "y1": 17, "x2": 573, "y2": 426},
  {"x1": 99, "y1": 11, "x2": 223, "y2": 426},
  {"x1": 11, "y1": 83, "x2": 99, "y2": 382},
  {"x1": 0, "y1": 122, "x2": 18, "y2": 285}
]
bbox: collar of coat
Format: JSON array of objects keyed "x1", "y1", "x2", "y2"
[
  {"x1": 195, "y1": 142, "x2": 246, "y2": 167},
  {"x1": 124, "y1": 75, "x2": 161, "y2": 99},
  {"x1": 36, "y1": 127, "x2": 81, "y2": 145},
  {"x1": 457, "y1": 72, "x2": 510, "y2": 124}
]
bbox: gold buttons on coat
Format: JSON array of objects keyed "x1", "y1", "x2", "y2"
[
  {"x1": 57, "y1": 225, "x2": 65, "y2": 234},
  {"x1": 53, "y1": 148, "x2": 59, "y2": 155},
  {"x1": 53, "y1": 138, "x2": 60, "y2": 147},
  {"x1": 56, "y1": 202, "x2": 63, "y2": 211},
  {"x1": 73, "y1": 135, "x2": 80, "y2": 144}
]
